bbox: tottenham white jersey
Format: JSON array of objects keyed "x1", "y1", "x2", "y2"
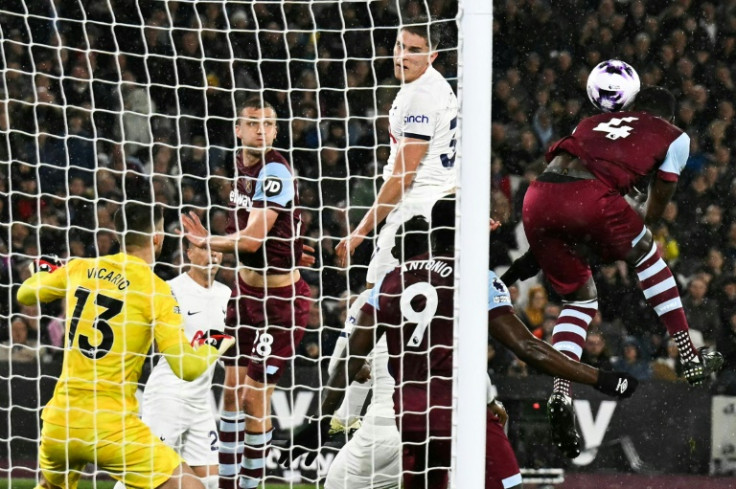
[
  {"x1": 384, "y1": 65, "x2": 458, "y2": 201},
  {"x1": 144, "y1": 272, "x2": 231, "y2": 409}
]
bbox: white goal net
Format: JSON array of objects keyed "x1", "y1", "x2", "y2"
[{"x1": 0, "y1": 1, "x2": 470, "y2": 487}]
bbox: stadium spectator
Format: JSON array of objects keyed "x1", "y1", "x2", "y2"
[
  {"x1": 0, "y1": 316, "x2": 43, "y2": 363},
  {"x1": 651, "y1": 338, "x2": 685, "y2": 382},
  {"x1": 518, "y1": 285, "x2": 548, "y2": 337},
  {"x1": 581, "y1": 330, "x2": 614, "y2": 371},
  {"x1": 682, "y1": 275, "x2": 721, "y2": 347},
  {"x1": 613, "y1": 336, "x2": 653, "y2": 382}
]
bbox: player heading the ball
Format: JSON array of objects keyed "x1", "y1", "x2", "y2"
[{"x1": 281, "y1": 195, "x2": 639, "y2": 489}]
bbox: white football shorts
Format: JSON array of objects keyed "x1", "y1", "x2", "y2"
[
  {"x1": 141, "y1": 395, "x2": 219, "y2": 467},
  {"x1": 366, "y1": 197, "x2": 440, "y2": 284}
]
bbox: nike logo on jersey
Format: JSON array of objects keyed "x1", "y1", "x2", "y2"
[{"x1": 187, "y1": 311, "x2": 201, "y2": 316}]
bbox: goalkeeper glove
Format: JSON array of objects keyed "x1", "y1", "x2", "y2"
[
  {"x1": 594, "y1": 370, "x2": 639, "y2": 399},
  {"x1": 29, "y1": 254, "x2": 62, "y2": 274},
  {"x1": 191, "y1": 330, "x2": 235, "y2": 355},
  {"x1": 276, "y1": 416, "x2": 331, "y2": 468}
]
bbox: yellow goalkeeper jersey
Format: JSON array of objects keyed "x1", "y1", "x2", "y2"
[{"x1": 19, "y1": 253, "x2": 184, "y2": 428}]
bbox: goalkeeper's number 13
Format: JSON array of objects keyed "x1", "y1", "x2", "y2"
[{"x1": 68, "y1": 287, "x2": 122, "y2": 360}]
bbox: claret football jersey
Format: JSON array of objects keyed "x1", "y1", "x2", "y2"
[{"x1": 547, "y1": 111, "x2": 690, "y2": 195}]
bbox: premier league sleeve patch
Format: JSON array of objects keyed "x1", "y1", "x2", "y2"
[{"x1": 487, "y1": 272, "x2": 511, "y2": 310}]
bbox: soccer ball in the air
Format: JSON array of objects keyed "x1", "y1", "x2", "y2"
[{"x1": 586, "y1": 60, "x2": 641, "y2": 112}]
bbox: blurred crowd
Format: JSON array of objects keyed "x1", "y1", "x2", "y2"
[{"x1": 0, "y1": 0, "x2": 735, "y2": 393}]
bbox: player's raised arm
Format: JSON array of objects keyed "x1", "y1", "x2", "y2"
[
  {"x1": 16, "y1": 256, "x2": 67, "y2": 305},
  {"x1": 158, "y1": 335, "x2": 233, "y2": 382},
  {"x1": 643, "y1": 177, "x2": 678, "y2": 227},
  {"x1": 181, "y1": 208, "x2": 279, "y2": 254}
]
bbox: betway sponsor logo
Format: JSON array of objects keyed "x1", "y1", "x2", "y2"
[
  {"x1": 404, "y1": 114, "x2": 429, "y2": 124},
  {"x1": 572, "y1": 399, "x2": 617, "y2": 466},
  {"x1": 229, "y1": 189, "x2": 252, "y2": 208}
]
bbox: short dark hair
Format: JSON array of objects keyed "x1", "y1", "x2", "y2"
[
  {"x1": 392, "y1": 216, "x2": 430, "y2": 261},
  {"x1": 632, "y1": 86, "x2": 676, "y2": 120},
  {"x1": 113, "y1": 202, "x2": 163, "y2": 248},
  {"x1": 430, "y1": 194, "x2": 456, "y2": 253},
  {"x1": 239, "y1": 96, "x2": 276, "y2": 117},
  {"x1": 401, "y1": 16, "x2": 442, "y2": 50}
]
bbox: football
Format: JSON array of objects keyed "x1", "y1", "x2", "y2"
[{"x1": 586, "y1": 60, "x2": 641, "y2": 112}]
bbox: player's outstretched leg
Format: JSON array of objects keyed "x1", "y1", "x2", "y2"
[
  {"x1": 547, "y1": 296, "x2": 597, "y2": 458},
  {"x1": 631, "y1": 241, "x2": 724, "y2": 384}
]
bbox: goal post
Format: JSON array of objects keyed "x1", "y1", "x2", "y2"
[{"x1": 454, "y1": 1, "x2": 493, "y2": 488}]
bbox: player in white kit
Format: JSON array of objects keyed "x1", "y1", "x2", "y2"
[
  {"x1": 114, "y1": 240, "x2": 231, "y2": 489},
  {"x1": 336, "y1": 16, "x2": 457, "y2": 285},
  {"x1": 329, "y1": 17, "x2": 457, "y2": 488},
  {"x1": 325, "y1": 318, "x2": 401, "y2": 489}
]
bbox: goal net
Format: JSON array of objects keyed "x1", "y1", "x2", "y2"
[{"x1": 0, "y1": 0, "x2": 479, "y2": 487}]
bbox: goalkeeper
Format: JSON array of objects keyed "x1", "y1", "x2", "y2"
[
  {"x1": 112, "y1": 239, "x2": 232, "y2": 489},
  {"x1": 17, "y1": 202, "x2": 233, "y2": 489}
]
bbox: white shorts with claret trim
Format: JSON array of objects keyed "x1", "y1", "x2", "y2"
[{"x1": 366, "y1": 196, "x2": 444, "y2": 284}]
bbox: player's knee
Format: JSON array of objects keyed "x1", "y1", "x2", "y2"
[
  {"x1": 221, "y1": 387, "x2": 240, "y2": 411},
  {"x1": 564, "y1": 276, "x2": 597, "y2": 302},
  {"x1": 242, "y1": 386, "x2": 267, "y2": 415},
  {"x1": 627, "y1": 229, "x2": 654, "y2": 264}
]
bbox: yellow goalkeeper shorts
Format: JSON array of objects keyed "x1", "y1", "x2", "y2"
[{"x1": 38, "y1": 416, "x2": 181, "y2": 489}]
